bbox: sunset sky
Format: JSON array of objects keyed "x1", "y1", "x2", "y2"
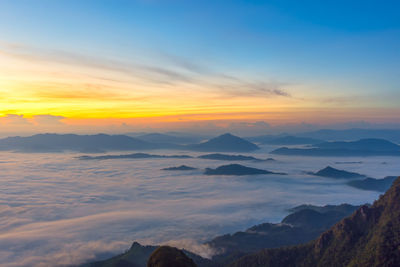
[{"x1": 0, "y1": 0, "x2": 399, "y2": 134}]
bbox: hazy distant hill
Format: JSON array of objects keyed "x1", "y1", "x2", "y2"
[
  {"x1": 204, "y1": 164, "x2": 280, "y2": 175},
  {"x1": 230, "y1": 176, "x2": 400, "y2": 267},
  {"x1": 347, "y1": 176, "x2": 397, "y2": 192},
  {"x1": 135, "y1": 133, "x2": 204, "y2": 145},
  {"x1": 0, "y1": 133, "x2": 260, "y2": 153},
  {"x1": 298, "y1": 128, "x2": 400, "y2": 143},
  {"x1": 309, "y1": 166, "x2": 367, "y2": 179},
  {"x1": 0, "y1": 134, "x2": 163, "y2": 153},
  {"x1": 198, "y1": 153, "x2": 266, "y2": 161},
  {"x1": 188, "y1": 134, "x2": 259, "y2": 152},
  {"x1": 271, "y1": 138, "x2": 400, "y2": 156},
  {"x1": 257, "y1": 135, "x2": 323, "y2": 145},
  {"x1": 308, "y1": 167, "x2": 397, "y2": 192},
  {"x1": 245, "y1": 134, "x2": 285, "y2": 144},
  {"x1": 315, "y1": 138, "x2": 400, "y2": 151}
]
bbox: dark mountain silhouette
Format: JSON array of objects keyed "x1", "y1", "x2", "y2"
[
  {"x1": 299, "y1": 128, "x2": 400, "y2": 143},
  {"x1": 347, "y1": 176, "x2": 397, "y2": 192},
  {"x1": 188, "y1": 134, "x2": 259, "y2": 152},
  {"x1": 161, "y1": 165, "x2": 197, "y2": 171},
  {"x1": 147, "y1": 246, "x2": 197, "y2": 267},
  {"x1": 135, "y1": 133, "x2": 203, "y2": 145},
  {"x1": 79, "y1": 153, "x2": 192, "y2": 160},
  {"x1": 271, "y1": 138, "x2": 400, "y2": 156},
  {"x1": 198, "y1": 153, "x2": 268, "y2": 162},
  {"x1": 230, "y1": 176, "x2": 400, "y2": 267},
  {"x1": 263, "y1": 136, "x2": 323, "y2": 145},
  {"x1": 204, "y1": 164, "x2": 283, "y2": 176},
  {"x1": 309, "y1": 166, "x2": 366, "y2": 179}
]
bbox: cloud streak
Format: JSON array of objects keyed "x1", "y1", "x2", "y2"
[{"x1": 0, "y1": 43, "x2": 292, "y2": 99}]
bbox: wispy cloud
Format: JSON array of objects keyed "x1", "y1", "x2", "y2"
[
  {"x1": 0, "y1": 42, "x2": 292, "y2": 99},
  {"x1": 32, "y1": 115, "x2": 65, "y2": 125},
  {"x1": 213, "y1": 81, "x2": 291, "y2": 98},
  {"x1": 0, "y1": 114, "x2": 31, "y2": 125}
]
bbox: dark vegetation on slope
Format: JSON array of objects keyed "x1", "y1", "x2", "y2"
[{"x1": 147, "y1": 246, "x2": 197, "y2": 267}]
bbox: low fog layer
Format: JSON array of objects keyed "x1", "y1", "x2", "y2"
[{"x1": 0, "y1": 147, "x2": 399, "y2": 266}]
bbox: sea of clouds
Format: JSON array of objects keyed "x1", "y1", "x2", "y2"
[{"x1": 0, "y1": 146, "x2": 399, "y2": 266}]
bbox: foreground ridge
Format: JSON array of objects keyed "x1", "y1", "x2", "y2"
[{"x1": 230, "y1": 176, "x2": 400, "y2": 267}]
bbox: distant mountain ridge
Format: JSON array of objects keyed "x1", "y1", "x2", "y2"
[
  {"x1": 0, "y1": 133, "x2": 259, "y2": 153},
  {"x1": 260, "y1": 135, "x2": 323, "y2": 145},
  {"x1": 298, "y1": 128, "x2": 400, "y2": 143},
  {"x1": 198, "y1": 154, "x2": 268, "y2": 161},
  {"x1": 271, "y1": 138, "x2": 400, "y2": 156},
  {"x1": 135, "y1": 133, "x2": 204, "y2": 145},
  {"x1": 315, "y1": 138, "x2": 400, "y2": 151}
]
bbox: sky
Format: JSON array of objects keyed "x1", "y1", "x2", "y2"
[{"x1": 0, "y1": 0, "x2": 399, "y2": 134}]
